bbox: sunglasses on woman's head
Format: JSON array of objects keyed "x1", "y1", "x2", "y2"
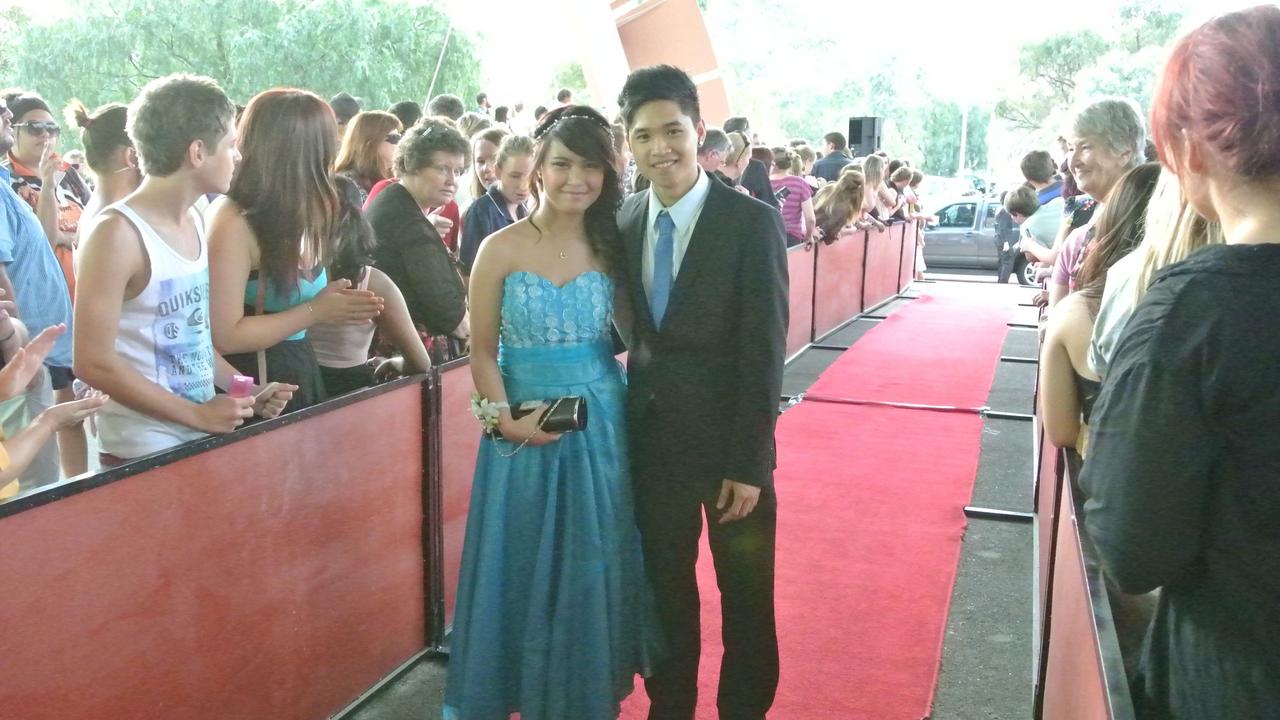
[
  {"x1": 14, "y1": 121, "x2": 60, "y2": 137},
  {"x1": 386, "y1": 132, "x2": 403, "y2": 145}
]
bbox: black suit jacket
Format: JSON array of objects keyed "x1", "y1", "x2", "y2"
[
  {"x1": 366, "y1": 182, "x2": 467, "y2": 335},
  {"x1": 812, "y1": 153, "x2": 851, "y2": 182},
  {"x1": 620, "y1": 177, "x2": 789, "y2": 488}
]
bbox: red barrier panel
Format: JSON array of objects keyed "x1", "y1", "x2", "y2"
[
  {"x1": 1040, "y1": 481, "x2": 1113, "y2": 720},
  {"x1": 812, "y1": 231, "x2": 866, "y2": 340},
  {"x1": 786, "y1": 245, "x2": 816, "y2": 357},
  {"x1": 898, "y1": 223, "x2": 918, "y2": 291},
  {"x1": 863, "y1": 223, "x2": 907, "y2": 310},
  {"x1": 437, "y1": 361, "x2": 481, "y2": 635},
  {"x1": 1034, "y1": 421, "x2": 1064, "y2": 695},
  {"x1": 0, "y1": 382, "x2": 428, "y2": 720}
]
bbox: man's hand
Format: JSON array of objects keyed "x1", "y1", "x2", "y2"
[{"x1": 717, "y1": 479, "x2": 761, "y2": 524}]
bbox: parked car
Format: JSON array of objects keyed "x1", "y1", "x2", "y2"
[{"x1": 921, "y1": 195, "x2": 1036, "y2": 285}]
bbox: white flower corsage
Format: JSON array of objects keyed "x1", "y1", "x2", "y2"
[{"x1": 470, "y1": 393, "x2": 507, "y2": 433}]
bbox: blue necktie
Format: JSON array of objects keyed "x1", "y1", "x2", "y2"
[{"x1": 651, "y1": 210, "x2": 676, "y2": 327}]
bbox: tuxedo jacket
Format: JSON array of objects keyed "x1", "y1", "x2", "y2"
[{"x1": 620, "y1": 177, "x2": 789, "y2": 488}]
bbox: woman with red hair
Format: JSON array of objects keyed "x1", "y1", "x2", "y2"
[{"x1": 1080, "y1": 6, "x2": 1280, "y2": 717}]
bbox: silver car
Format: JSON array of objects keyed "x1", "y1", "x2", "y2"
[{"x1": 922, "y1": 195, "x2": 1036, "y2": 285}]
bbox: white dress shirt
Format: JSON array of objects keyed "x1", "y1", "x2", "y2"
[{"x1": 643, "y1": 168, "x2": 713, "y2": 300}]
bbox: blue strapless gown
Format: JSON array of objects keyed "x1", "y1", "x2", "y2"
[{"x1": 443, "y1": 271, "x2": 660, "y2": 720}]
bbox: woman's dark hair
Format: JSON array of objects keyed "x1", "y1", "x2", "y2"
[
  {"x1": 617, "y1": 64, "x2": 701, "y2": 128},
  {"x1": 494, "y1": 105, "x2": 510, "y2": 124},
  {"x1": 328, "y1": 174, "x2": 378, "y2": 284},
  {"x1": 1076, "y1": 162, "x2": 1162, "y2": 307},
  {"x1": 529, "y1": 105, "x2": 624, "y2": 275},
  {"x1": 3, "y1": 90, "x2": 51, "y2": 123},
  {"x1": 65, "y1": 100, "x2": 130, "y2": 174},
  {"x1": 229, "y1": 88, "x2": 340, "y2": 294},
  {"x1": 751, "y1": 146, "x2": 774, "y2": 168}
]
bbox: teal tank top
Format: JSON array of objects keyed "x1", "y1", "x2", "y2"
[{"x1": 244, "y1": 268, "x2": 328, "y2": 341}]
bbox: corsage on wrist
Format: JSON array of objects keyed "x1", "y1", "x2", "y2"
[{"x1": 470, "y1": 393, "x2": 508, "y2": 433}]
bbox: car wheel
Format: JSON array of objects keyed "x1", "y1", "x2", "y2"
[{"x1": 1017, "y1": 257, "x2": 1037, "y2": 287}]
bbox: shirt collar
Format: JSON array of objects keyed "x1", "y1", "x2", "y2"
[
  {"x1": 1037, "y1": 181, "x2": 1063, "y2": 204},
  {"x1": 647, "y1": 167, "x2": 712, "y2": 236}
]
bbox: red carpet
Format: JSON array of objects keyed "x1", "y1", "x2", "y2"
[
  {"x1": 621, "y1": 284, "x2": 1016, "y2": 719},
  {"x1": 807, "y1": 283, "x2": 1017, "y2": 408}
]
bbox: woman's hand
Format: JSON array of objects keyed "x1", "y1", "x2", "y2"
[
  {"x1": 191, "y1": 394, "x2": 255, "y2": 434},
  {"x1": 39, "y1": 144, "x2": 60, "y2": 183},
  {"x1": 37, "y1": 392, "x2": 108, "y2": 431},
  {"x1": 0, "y1": 324, "x2": 65, "y2": 400},
  {"x1": 497, "y1": 405, "x2": 561, "y2": 447},
  {"x1": 370, "y1": 356, "x2": 405, "y2": 381},
  {"x1": 311, "y1": 278, "x2": 385, "y2": 325},
  {"x1": 253, "y1": 383, "x2": 298, "y2": 419},
  {"x1": 427, "y1": 208, "x2": 454, "y2": 238},
  {"x1": 452, "y1": 313, "x2": 471, "y2": 341}
]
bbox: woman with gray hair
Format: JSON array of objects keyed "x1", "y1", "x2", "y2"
[
  {"x1": 1047, "y1": 97, "x2": 1147, "y2": 308},
  {"x1": 366, "y1": 118, "x2": 471, "y2": 362}
]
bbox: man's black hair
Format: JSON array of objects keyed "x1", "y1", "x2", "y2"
[
  {"x1": 389, "y1": 100, "x2": 422, "y2": 130},
  {"x1": 723, "y1": 116, "x2": 749, "y2": 134},
  {"x1": 329, "y1": 92, "x2": 360, "y2": 124},
  {"x1": 617, "y1": 64, "x2": 701, "y2": 128}
]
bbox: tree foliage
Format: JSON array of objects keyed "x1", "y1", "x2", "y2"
[
  {"x1": 920, "y1": 103, "x2": 989, "y2": 177},
  {"x1": 3, "y1": 0, "x2": 479, "y2": 125},
  {"x1": 550, "y1": 61, "x2": 587, "y2": 104},
  {"x1": 995, "y1": 1, "x2": 1185, "y2": 132}
]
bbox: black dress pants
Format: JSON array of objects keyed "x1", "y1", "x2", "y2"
[{"x1": 632, "y1": 468, "x2": 779, "y2": 720}]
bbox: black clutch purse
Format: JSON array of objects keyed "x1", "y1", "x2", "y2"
[{"x1": 488, "y1": 396, "x2": 587, "y2": 439}]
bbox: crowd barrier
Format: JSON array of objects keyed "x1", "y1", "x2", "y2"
[
  {"x1": 0, "y1": 379, "x2": 432, "y2": 720},
  {"x1": 0, "y1": 222, "x2": 914, "y2": 718},
  {"x1": 1033, "y1": 363, "x2": 1134, "y2": 717}
]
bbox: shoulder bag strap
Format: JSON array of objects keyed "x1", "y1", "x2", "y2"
[{"x1": 255, "y1": 276, "x2": 268, "y2": 385}]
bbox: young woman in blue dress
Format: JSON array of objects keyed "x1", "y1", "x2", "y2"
[{"x1": 443, "y1": 105, "x2": 658, "y2": 720}]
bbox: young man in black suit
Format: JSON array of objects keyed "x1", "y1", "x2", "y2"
[{"x1": 618, "y1": 65, "x2": 788, "y2": 720}]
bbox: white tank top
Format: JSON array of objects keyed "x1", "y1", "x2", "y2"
[
  {"x1": 96, "y1": 202, "x2": 216, "y2": 459},
  {"x1": 309, "y1": 268, "x2": 377, "y2": 368}
]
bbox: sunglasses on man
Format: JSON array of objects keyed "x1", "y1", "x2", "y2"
[{"x1": 13, "y1": 121, "x2": 60, "y2": 137}]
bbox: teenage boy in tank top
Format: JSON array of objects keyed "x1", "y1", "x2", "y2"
[{"x1": 73, "y1": 74, "x2": 295, "y2": 464}]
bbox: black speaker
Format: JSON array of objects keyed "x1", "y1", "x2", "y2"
[{"x1": 848, "y1": 116, "x2": 883, "y2": 157}]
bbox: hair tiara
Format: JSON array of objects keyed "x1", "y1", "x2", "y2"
[{"x1": 534, "y1": 111, "x2": 614, "y2": 141}]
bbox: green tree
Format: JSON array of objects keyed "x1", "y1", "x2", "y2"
[
  {"x1": 0, "y1": 7, "x2": 29, "y2": 80},
  {"x1": 1116, "y1": 2, "x2": 1184, "y2": 53},
  {"x1": 918, "y1": 102, "x2": 989, "y2": 176},
  {"x1": 4, "y1": 0, "x2": 478, "y2": 120},
  {"x1": 995, "y1": 30, "x2": 1108, "y2": 131},
  {"x1": 550, "y1": 61, "x2": 587, "y2": 105}
]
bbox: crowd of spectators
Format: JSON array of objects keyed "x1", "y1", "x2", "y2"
[
  {"x1": 0, "y1": 65, "x2": 936, "y2": 496},
  {"x1": 0, "y1": 6, "x2": 1274, "y2": 718},
  {"x1": 1030, "y1": 6, "x2": 1280, "y2": 717}
]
